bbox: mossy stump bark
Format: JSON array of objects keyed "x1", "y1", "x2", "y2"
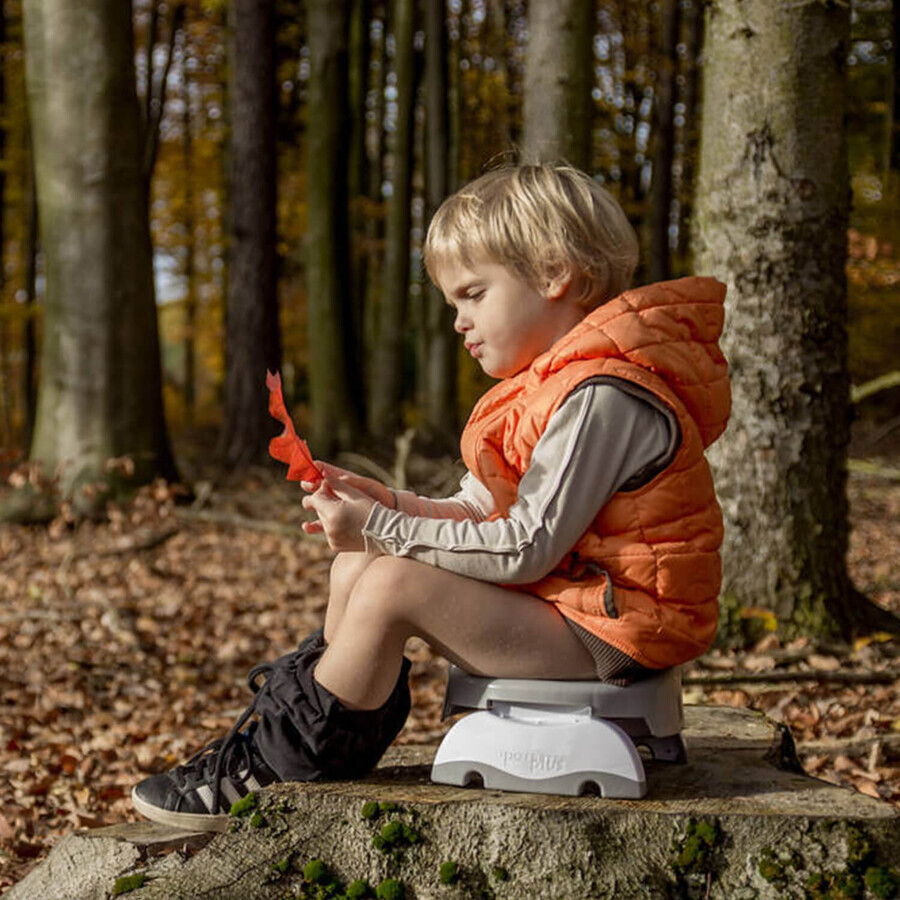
[{"x1": 8, "y1": 707, "x2": 900, "y2": 900}]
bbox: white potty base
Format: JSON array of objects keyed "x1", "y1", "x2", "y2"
[
  {"x1": 431, "y1": 702, "x2": 647, "y2": 798},
  {"x1": 430, "y1": 666, "x2": 685, "y2": 798}
]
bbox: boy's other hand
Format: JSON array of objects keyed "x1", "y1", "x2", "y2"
[{"x1": 301, "y1": 473, "x2": 375, "y2": 551}]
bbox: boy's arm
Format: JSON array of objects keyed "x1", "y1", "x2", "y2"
[
  {"x1": 388, "y1": 472, "x2": 492, "y2": 521},
  {"x1": 361, "y1": 381, "x2": 676, "y2": 584}
]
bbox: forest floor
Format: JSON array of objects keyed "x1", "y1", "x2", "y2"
[{"x1": 0, "y1": 444, "x2": 899, "y2": 893}]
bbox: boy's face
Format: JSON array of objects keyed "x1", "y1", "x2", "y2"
[{"x1": 436, "y1": 258, "x2": 584, "y2": 379}]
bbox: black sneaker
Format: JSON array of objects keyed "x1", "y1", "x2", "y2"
[
  {"x1": 132, "y1": 628, "x2": 411, "y2": 831},
  {"x1": 131, "y1": 723, "x2": 278, "y2": 832}
]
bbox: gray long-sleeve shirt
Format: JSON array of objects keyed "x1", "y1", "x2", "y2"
[{"x1": 362, "y1": 379, "x2": 678, "y2": 584}]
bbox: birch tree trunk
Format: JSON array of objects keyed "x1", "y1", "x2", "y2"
[
  {"x1": 21, "y1": 0, "x2": 176, "y2": 508},
  {"x1": 222, "y1": 0, "x2": 280, "y2": 467},
  {"x1": 307, "y1": 0, "x2": 361, "y2": 453},
  {"x1": 693, "y1": 0, "x2": 857, "y2": 640},
  {"x1": 522, "y1": 0, "x2": 593, "y2": 169}
]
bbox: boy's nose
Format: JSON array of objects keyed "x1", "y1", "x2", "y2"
[{"x1": 454, "y1": 312, "x2": 470, "y2": 333}]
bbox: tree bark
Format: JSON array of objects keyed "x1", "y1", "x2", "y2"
[
  {"x1": 24, "y1": 137, "x2": 38, "y2": 449},
  {"x1": 21, "y1": 0, "x2": 176, "y2": 505},
  {"x1": 306, "y1": 0, "x2": 362, "y2": 453},
  {"x1": 0, "y1": 0, "x2": 8, "y2": 444},
  {"x1": 693, "y1": 0, "x2": 856, "y2": 640},
  {"x1": 522, "y1": 0, "x2": 594, "y2": 168},
  {"x1": 347, "y1": 0, "x2": 371, "y2": 358},
  {"x1": 221, "y1": 0, "x2": 280, "y2": 467},
  {"x1": 648, "y1": 0, "x2": 679, "y2": 282},
  {"x1": 677, "y1": 0, "x2": 704, "y2": 261},
  {"x1": 419, "y1": 0, "x2": 457, "y2": 451},
  {"x1": 890, "y1": 0, "x2": 900, "y2": 174},
  {"x1": 181, "y1": 21, "x2": 197, "y2": 428},
  {"x1": 368, "y1": 0, "x2": 416, "y2": 441}
]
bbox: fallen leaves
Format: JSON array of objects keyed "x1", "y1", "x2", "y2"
[{"x1": 0, "y1": 467, "x2": 897, "y2": 892}]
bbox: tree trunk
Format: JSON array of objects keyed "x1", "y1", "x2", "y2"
[
  {"x1": 419, "y1": 0, "x2": 457, "y2": 451},
  {"x1": 221, "y1": 0, "x2": 280, "y2": 468},
  {"x1": 21, "y1": 0, "x2": 176, "y2": 507},
  {"x1": 647, "y1": 0, "x2": 679, "y2": 283},
  {"x1": 0, "y1": 0, "x2": 8, "y2": 444},
  {"x1": 890, "y1": 0, "x2": 900, "y2": 174},
  {"x1": 24, "y1": 138, "x2": 38, "y2": 449},
  {"x1": 522, "y1": 0, "x2": 593, "y2": 169},
  {"x1": 347, "y1": 0, "x2": 370, "y2": 360},
  {"x1": 306, "y1": 0, "x2": 361, "y2": 454},
  {"x1": 368, "y1": 0, "x2": 415, "y2": 441},
  {"x1": 677, "y1": 0, "x2": 704, "y2": 262},
  {"x1": 181, "y1": 22, "x2": 197, "y2": 428},
  {"x1": 692, "y1": 0, "x2": 855, "y2": 641}
]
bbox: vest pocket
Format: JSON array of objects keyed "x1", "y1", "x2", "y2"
[
  {"x1": 600, "y1": 572, "x2": 618, "y2": 618},
  {"x1": 564, "y1": 555, "x2": 617, "y2": 619}
]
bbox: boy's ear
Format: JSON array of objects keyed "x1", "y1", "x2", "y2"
[{"x1": 544, "y1": 266, "x2": 573, "y2": 301}]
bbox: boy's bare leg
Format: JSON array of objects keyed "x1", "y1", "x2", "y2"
[
  {"x1": 323, "y1": 551, "x2": 380, "y2": 642},
  {"x1": 314, "y1": 556, "x2": 597, "y2": 710}
]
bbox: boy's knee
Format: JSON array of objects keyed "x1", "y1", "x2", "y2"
[
  {"x1": 349, "y1": 556, "x2": 416, "y2": 622},
  {"x1": 330, "y1": 551, "x2": 375, "y2": 593}
]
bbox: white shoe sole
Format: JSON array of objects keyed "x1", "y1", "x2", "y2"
[{"x1": 131, "y1": 786, "x2": 232, "y2": 833}]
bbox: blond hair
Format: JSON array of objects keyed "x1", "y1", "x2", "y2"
[{"x1": 424, "y1": 163, "x2": 639, "y2": 309}]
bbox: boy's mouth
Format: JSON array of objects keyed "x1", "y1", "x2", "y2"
[{"x1": 465, "y1": 341, "x2": 483, "y2": 357}]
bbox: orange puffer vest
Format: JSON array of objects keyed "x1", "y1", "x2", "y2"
[{"x1": 459, "y1": 277, "x2": 731, "y2": 669}]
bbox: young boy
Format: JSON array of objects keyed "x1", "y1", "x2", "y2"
[{"x1": 132, "y1": 163, "x2": 730, "y2": 831}]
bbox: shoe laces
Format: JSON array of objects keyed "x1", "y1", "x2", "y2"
[{"x1": 176, "y1": 659, "x2": 279, "y2": 813}]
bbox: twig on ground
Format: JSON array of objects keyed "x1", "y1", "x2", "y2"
[
  {"x1": 173, "y1": 507, "x2": 313, "y2": 540},
  {"x1": 684, "y1": 669, "x2": 897, "y2": 686},
  {"x1": 799, "y1": 733, "x2": 900, "y2": 759}
]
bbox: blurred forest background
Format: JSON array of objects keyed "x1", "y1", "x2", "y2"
[{"x1": 0, "y1": 0, "x2": 896, "y2": 471}]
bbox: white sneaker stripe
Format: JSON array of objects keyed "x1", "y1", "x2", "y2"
[
  {"x1": 219, "y1": 779, "x2": 242, "y2": 807},
  {"x1": 244, "y1": 774, "x2": 263, "y2": 792},
  {"x1": 196, "y1": 784, "x2": 216, "y2": 813}
]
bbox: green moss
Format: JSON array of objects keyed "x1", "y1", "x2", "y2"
[
  {"x1": 249, "y1": 811, "x2": 265, "y2": 828},
  {"x1": 345, "y1": 879, "x2": 372, "y2": 899},
  {"x1": 672, "y1": 819, "x2": 721, "y2": 875},
  {"x1": 378, "y1": 802, "x2": 399, "y2": 814},
  {"x1": 271, "y1": 856, "x2": 292, "y2": 876},
  {"x1": 112, "y1": 874, "x2": 147, "y2": 895},
  {"x1": 439, "y1": 861, "x2": 459, "y2": 885},
  {"x1": 845, "y1": 826, "x2": 875, "y2": 871},
  {"x1": 229, "y1": 792, "x2": 258, "y2": 817},
  {"x1": 758, "y1": 849, "x2": 786, "y2": 885},
  {"x1": 491, "y1": 866, "x2": 509, "y2": 882},
  {"x1": 866, "y1": 867, "x2": 900, "y2": 900},
  {"x1": 375, "y1": 878, "x2": 404, "y2": 900},
  {"x1": 372, "y1": 818, "x2": 418, "y2": 854},
  {"x1": 303, "y1": 860, "x2": 330, "y2": 884},
  {"x1": 361, "y1": 801, "x2": 380, "y2": 821},
  {"x1": 805, "y1": 870, "x2": 865, "y2": 900}
]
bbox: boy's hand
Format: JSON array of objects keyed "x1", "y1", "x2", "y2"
[
  {"x1": 301, "y1": 473, "x2": 376, "y2": 551},
  {"x1": 300, "y1": 462, "x2": 396, "y2": 508}
]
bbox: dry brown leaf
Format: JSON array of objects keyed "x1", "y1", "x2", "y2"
[{"x1": 807, "y1": 654, "x2": 842, "y2": 672}]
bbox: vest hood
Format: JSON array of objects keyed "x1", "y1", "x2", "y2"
[{"x1": 532, "y1": 276, "x2": 730, "y2": 447}]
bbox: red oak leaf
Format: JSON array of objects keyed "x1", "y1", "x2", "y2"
[{"x1": 266, "y1": 371, "x2": 322, "y2": 484}]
